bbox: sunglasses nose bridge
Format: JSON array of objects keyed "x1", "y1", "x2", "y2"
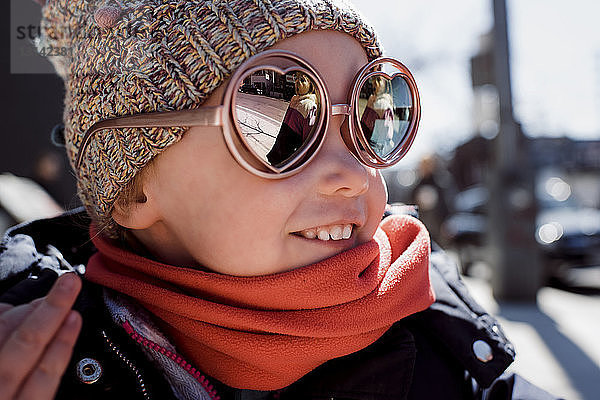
[{"x1": 326, "y1": 103, "x2": 363, "y2": 167}]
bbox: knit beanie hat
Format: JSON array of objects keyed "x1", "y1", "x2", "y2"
[{"x1": 37, "y1": 0, "x2": 382, "y2": 234}]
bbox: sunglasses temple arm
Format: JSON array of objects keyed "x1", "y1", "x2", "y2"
[{"x1": 75, "y1": 106, "x2": 224, "y2": 169}]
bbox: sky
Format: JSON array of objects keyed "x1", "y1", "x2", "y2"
[{"x1": 351, "y1": 0, "x2": 600, "y2": 166}]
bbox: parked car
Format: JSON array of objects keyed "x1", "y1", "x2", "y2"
[
  {"x1": 534, "y1": 175, "x2": 600, "y2": 278},
  {"x1": 441, "y1": 185, "x2": 489, "y2": 274},
  {"x1": 239, "y1": 84, "x2": 263, "y2": 95},
  {"x1": 441, "y1": 175, "x2": 600, "y2": 279}
]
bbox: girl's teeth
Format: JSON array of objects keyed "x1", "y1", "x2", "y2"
[
  {"x1": 342, "y1": 224, "x2": 352, "y2": 239},
  {"x1": 330, "y1": 225, "x2": 343, "y2": 240},
  {"x1": 317, "y1": 229, "x2": 330, "y2": 241},
  {"x1": 301, "y1": 229, "x2": 316, "y2": 239},
  {"x1": 299, "y1": 224, "x2": 353, "y2": 241}
]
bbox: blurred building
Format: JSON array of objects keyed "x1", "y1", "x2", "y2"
[
  {"x1": 1, "y1": 0, "x2": 79, "y2": 210},
  {"x1": 449, "y1": 136, "x2": 600, "y2": 190},
  {"x1": 447, "y1": 136, "x2": 491, "y2": 191},
  {"x1": 448, "y1": 133, "x2": 600, "y2": 211}
]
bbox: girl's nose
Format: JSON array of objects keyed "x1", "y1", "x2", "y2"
[{"x1": 312, "y1": 115, "x2": 370, "y2": 198}]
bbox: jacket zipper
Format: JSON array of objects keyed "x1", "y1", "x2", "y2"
[
  {"x1": 122, "y1": 320, "x2": 221, "y2": 400},
  {"x1": 102, "y1": 330, "x2": 151, "y2": 400}
]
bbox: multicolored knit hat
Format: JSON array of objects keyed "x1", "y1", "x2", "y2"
[{"x1": 37, "y1": 0, "x2": 382, "y2": 234}]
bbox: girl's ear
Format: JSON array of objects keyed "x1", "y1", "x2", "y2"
[{"x1": 111, "y1": 189, "x2": 161, "y2": 230}]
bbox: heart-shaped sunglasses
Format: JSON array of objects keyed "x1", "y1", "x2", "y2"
[{"x1": 76, "y1": 49, "x2": 421, "y2": 178}]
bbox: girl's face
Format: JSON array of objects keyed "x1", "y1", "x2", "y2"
[{"x1": 136, "y1": 30, "x2": 388, "y2": 276}]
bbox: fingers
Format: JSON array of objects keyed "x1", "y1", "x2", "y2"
[
  {"x1": 0, "y1": 304, "x2": 13, "y2": 314},
  {"x1": 0, "y1": 302, "x2": 40, "y2": 348},
  {"x1": 0, "y1": 273, "x2": 82, "y2": 399},
  {"x1": 16, "y1": 311, "x2": 82, "y2": 400}
]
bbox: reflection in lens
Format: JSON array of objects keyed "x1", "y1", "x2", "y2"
[
  {"x1": 358, "y1": 73, "x2": 412, "y2": 158},
  {"x1": 235, "y1": 69, "x2": 320, "y2": 167}
]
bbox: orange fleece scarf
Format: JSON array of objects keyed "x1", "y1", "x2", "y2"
[{"x1": 85, "y1": 215, "x2": 435, "y2": 390}]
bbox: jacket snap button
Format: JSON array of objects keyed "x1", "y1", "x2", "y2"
[
  {"x1": 473, "y1": 340, "x2": 493, "y2": 363},
  {"x1": 76, "y1": 358, "x2": 103, "y2": 384}
]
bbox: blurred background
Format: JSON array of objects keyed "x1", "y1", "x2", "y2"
[{"x1": 2, "y1": 0, "x2": 600, "y2": 399}]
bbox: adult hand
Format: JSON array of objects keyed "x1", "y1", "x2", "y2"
[{"x1": 0, "y1": 273, "x2": 82, "y2": 400}]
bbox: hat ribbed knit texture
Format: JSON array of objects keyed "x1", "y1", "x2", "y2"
[{"x1": 38, "y1": 0, "x2": 382, "y2": 233}]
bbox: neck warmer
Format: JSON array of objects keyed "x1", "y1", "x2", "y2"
[{"x1": 85, "y1": 215, "x2": 435, "y2": 391}]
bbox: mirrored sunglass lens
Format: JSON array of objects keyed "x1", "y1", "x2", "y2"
[
  {"x1": 358, "y1": 74, "x2": 413, "y2": 158},
  {"x1": 234, "y1": 69, "x2": 321, "y2": 168}
]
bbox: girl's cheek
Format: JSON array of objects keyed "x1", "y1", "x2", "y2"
[
  {"x1": 373, "y1": 170, "x2": 388, "y2": 206},
  {"x1": 364, "y1": 170, "x2": 388, "y2": 235},
  {"x1": 377, "y1": 174, "x2": 389, "y2": 216}
]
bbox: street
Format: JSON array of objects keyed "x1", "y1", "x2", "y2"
[
  {"x1": 463, "y1": 265, "x2": 600, "y2": 400},
  {"x1": 235, "y1": 92, "x2": 289, "y2": 159}
]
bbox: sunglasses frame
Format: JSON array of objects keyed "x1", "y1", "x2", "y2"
[
  {"x1": 223, "y1": 52, "x2": 329, "y2": 178},
  {"x1": 76, "y1": 50, "x2": 421, "y2": 178},
  {"x1": 348, "y1": 58, "x2": 421, "y2": 167}
]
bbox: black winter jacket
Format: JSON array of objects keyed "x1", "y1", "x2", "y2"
[{"x1": 0, "y1": 208, "x2": 560, "y2": 400}]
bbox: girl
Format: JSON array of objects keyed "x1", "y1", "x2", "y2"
[{"x1": 0, "y1": 0, "x2": 558, "y2": 399}]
